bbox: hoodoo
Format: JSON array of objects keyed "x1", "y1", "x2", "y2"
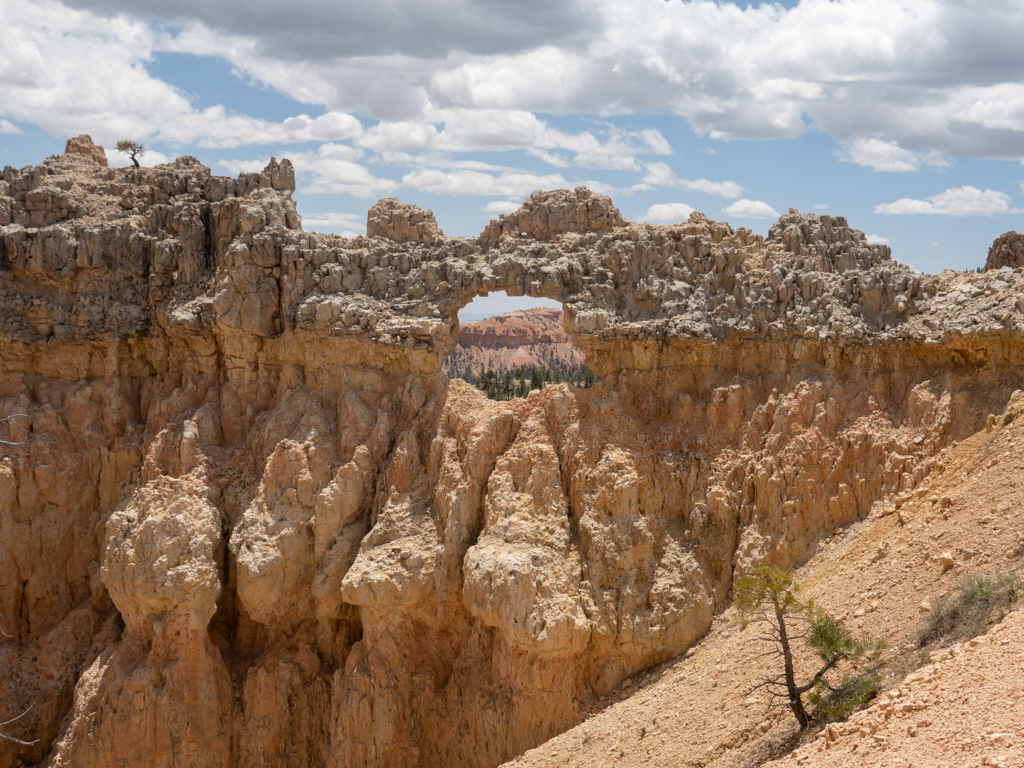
[{"x1": 2, "y1": 141, "x2": 1023, "y2": 767}]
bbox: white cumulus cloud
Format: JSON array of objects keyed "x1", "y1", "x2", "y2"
[
  {"x1": 134, "y1": 150, "x2": 171, "y2": 167},
  {"x1": 290, "y1": 144, "x2": 398, "y2": 197},
  {"x1": 838, "y1": 140, "x2": 921, "y2": 172},
  {"x1": 7, "y1": 0, "x2": 1024, "y2": 163},
  {"x1": 0, "y1": 0, "x2": 367, "y2": 150},
  {"x1": 216, "y1": 157, "x2": 271, "y2": 175},
  {"x1": 354, "y1": 112, "x2": 669, "y2": 172},
  {"x1": 723, "y1": 199, "x2": 780, "y2": 220},
  {"x1": 482, "y1": 200, "x2": 521, "y2": 214},
  {"x1": 874, "y1": 186, "x2": 1021, "y2": 216},
  {"x1": 865, "y1": 234, "x2": 891, "y2": 245},
  {"x1": 10, "y1": 0, "x2": 1024, "y2": 220},
  {"x1": 644, "y1": 202, "x2": 696, "y2": 223},
  {"x1": 837, "y1": 139, "x2": 951, "y2": 173},
  {"x1": 643, "y1": 163, "x2": 743, "y2": 198}
]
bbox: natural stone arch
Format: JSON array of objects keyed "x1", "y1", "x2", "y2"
[
  {"x1": 363, "y1": 187, "x2": 630, "y2": 368},
  {"x1": 445, "y1": 289, "x2": 589, "y2": 390}
]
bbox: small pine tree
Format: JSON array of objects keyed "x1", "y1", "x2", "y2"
[
  {"x1": 735, "y1": 564, "x2": 886, "y2": 728},
  {"x1": 115, "y1": 140, "x2": 146, "y2": 169},
  {"x1": 529, "y1": 366, "x2": 540, "y2": 390}
]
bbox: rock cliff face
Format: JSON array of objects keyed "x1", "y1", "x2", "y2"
[
  {"x1": 2, "y1": 139, "x2": 1023, "y2": 768},
  {"x1": 442, "y1": 308, "x2": 587, "y2": 376},
  {"x1": 986, "y1": 231, "x2": 1024, "y2": 271}
]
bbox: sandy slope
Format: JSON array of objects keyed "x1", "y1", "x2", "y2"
[
  {"x1": 505, "y1": 393, "x2": 1024, "y2": 768},
  {"x1": 769, "y1": 610, "x2": 1023, "y2": 768}
]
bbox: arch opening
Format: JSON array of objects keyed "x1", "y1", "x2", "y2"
[{"x1": 443, "y1": 291, "x2": 595, "y2": 399}]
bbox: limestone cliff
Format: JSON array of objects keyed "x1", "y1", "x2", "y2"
[{"x1": 1, "y1": 139, "x2": 1023, "y2": 768}]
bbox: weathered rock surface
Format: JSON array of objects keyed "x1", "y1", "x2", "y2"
[
  {"x1": 366, "y1": 197, "x2": 444, "y2": 245},
  {"x1": 2, "y1": 138, "x2": 1024, "y2": 768},
  {"x1": 63, "y1": 135, "x2": 108, "y2": 168},
  {"x1": 479, "y1": 186, "x2": 626, "y2": 246},
  {"x1": 508, "y1": 388, "x2": 1024, "y2": 767},
  {"x1": 986, "y1": 230, "x2": 1024, "y2": 271}
]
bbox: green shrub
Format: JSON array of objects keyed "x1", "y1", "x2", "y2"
[
  {"x1": 918, "y1": 571, "x2": 1019, "y2": 647},
  {"x1": 808, "y1": 669, "x2": 884, "y2": 722}
]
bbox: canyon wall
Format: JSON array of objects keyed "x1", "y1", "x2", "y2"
[{"x1": 1, "y1": 137, "x2": 1022, "y2": 768}]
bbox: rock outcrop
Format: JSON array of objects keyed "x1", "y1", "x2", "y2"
[
  {"x1": 366, "y1": 197, "x2": 443, "y2": 244},
  {"x1": 2, "y1": 138, "x2": 1024, "y2": 768},
  {"x1": 986, "y1": 230, "x2": 1024, "y2": 271},
  {"x1": 479, "y1": 186, "x2": 626, "y2": 246},
  {"x1": 63, "y1": 135, "x2": 108, "y2": 168}
]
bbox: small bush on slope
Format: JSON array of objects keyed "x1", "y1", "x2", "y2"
[{"x1": 918, "y1": 570, "x2": 1020, "y2": 647}]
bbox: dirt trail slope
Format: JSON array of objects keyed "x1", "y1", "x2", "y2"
[{"x1": 506, "y1": 392, "x2": 1024, "y2": 768}]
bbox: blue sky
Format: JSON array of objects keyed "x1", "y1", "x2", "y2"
[{"x1": 3, "y1": 0, "x2": 1024, "y2": 319}]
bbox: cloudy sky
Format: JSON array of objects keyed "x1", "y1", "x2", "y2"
[{"x1": 3, "y1": 0, "x2": 1024, "y2": 297}]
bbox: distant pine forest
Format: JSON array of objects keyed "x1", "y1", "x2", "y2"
[{"x1": 448, "y1": 363, "x2": 596, "y2": 400}]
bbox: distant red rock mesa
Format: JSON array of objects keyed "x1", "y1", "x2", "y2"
[{"x1": 443, "y1": 308, "x2": 588, "y2": 377}]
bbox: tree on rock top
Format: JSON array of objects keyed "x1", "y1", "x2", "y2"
[
  {"x1": 116, "y1": 139, "x2": 145, "y2": 168},
  {"x1": 735, "y1": 564, "x2": 886, "y2": 728}
]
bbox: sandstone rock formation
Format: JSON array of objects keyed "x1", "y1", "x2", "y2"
[
  {"x1": 2, "y1": 138, "x2": 1024, "y2": 768},
  {"x1": 479, "y1": 186, "x2": 626, "y2": 246},
  {"x1": 366, "y1": 197, "x2": 443, "y2": 244},
  {"x1": 508, "y1": 388, "x2": 1024, "y2": 767},
  {"x1": 985, "y1": 230, "x2": 1024, "y2": 271},
  {"x1": 442, "y1": 308, "x2": 587, "y2": 377},
  {"x1": 63, "y1": 135, "x2": 108, "y2": 168}
]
